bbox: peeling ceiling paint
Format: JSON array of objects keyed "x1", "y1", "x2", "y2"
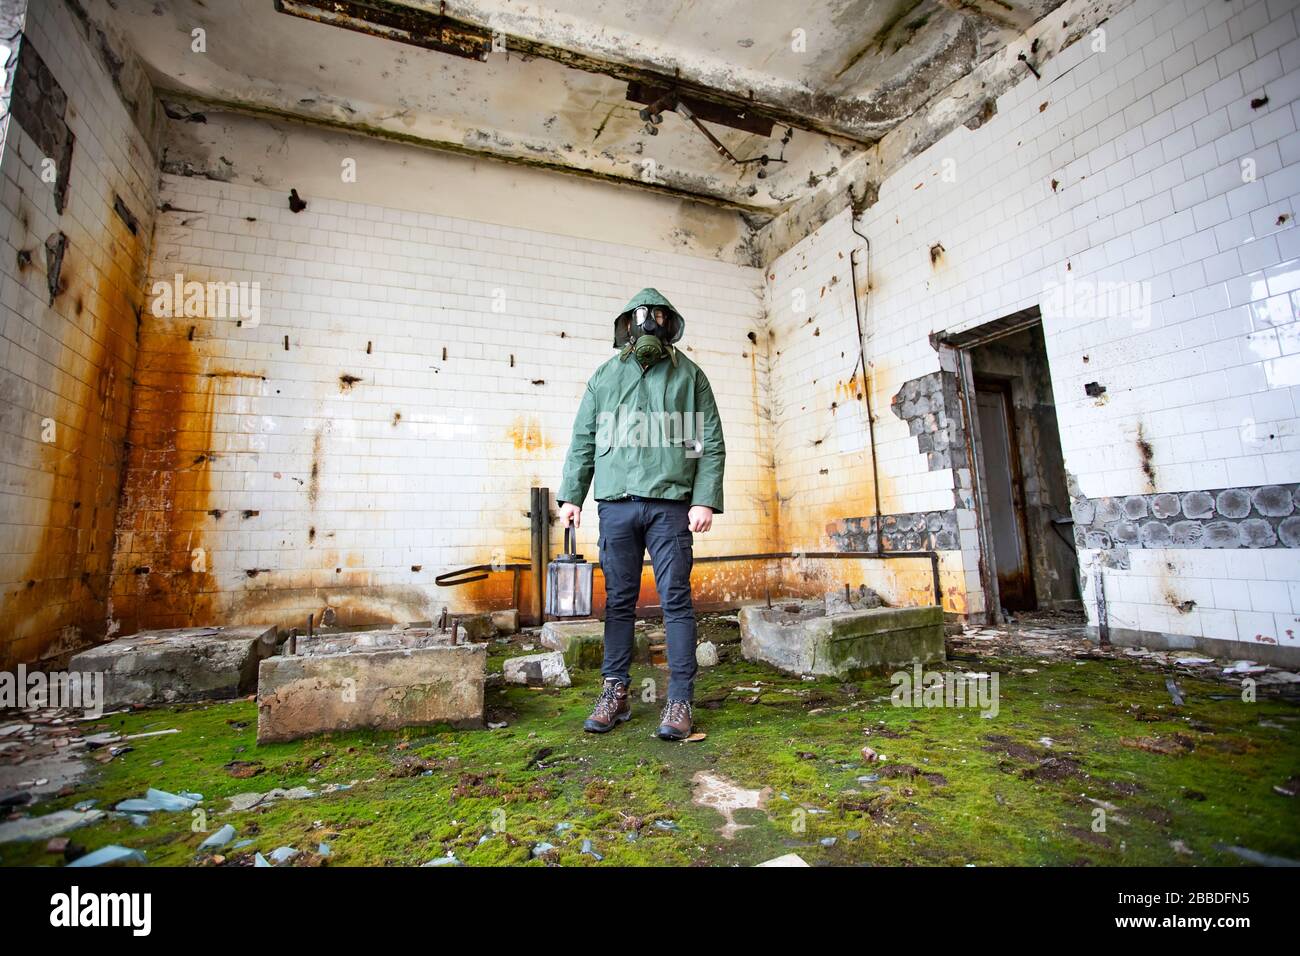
[{"x1": 107, "y1": 0, "x2": 1067, "y2": 216}]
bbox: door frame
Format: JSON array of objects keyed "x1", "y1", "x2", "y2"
[{"x1": 935, "y1": 306, "x2": 1045, "y2": 625}]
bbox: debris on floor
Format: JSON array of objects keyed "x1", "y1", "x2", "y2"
[
  {"x1": 224, "y1": 787, "x2": 319, "y2": 813},
  {"x1": 0, "y1": 706, "x2": 124, "y2": 800},
  {"x1": 256, "y1": 635, "x2": 486, "y2": 743},
  {"x1": 1, "y1": 613, "x2": 1296, "y2": 868},
  {"x1": 0, "y1": 807, "x2": 106, "y2": 844},
  {"x1": 740, "y1": 599, "x2": 945, "y2": 678},
  {"x1": 502, "y1": 652, "x2": 571, "y2": 688},
  {"x1": 540, "y1": 619, "x2": 651, "y2": 670},
  {"x1": 68, "y1": 626, "x2": 278, "y2": 707},
  {"x1": 114, "y1": 788, "x2": 201, "y2": 813},
  {"x1": 691, "y1": 770, "x2": 771, "y2": 840},
  {"x1": 198, "y1": 824, "x2": 236, "y2": 850},
  {"x1": 66, "y1": 845, "x2": 147, "y2": 867},
  {"x1": 949, "y1": 611, "x2": 1300, "y2": 694}
]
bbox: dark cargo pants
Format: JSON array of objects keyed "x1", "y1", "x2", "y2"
[{"x1": 597, "y1": 497, "x2": 696, "y2": 702}]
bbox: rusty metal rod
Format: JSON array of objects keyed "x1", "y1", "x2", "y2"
[
  {"x1": 530, "y1": 486, "x2": 549, "y2": 626},
  {"x1": 435, "y1": 549, "x2": 944, "y2": 606}
]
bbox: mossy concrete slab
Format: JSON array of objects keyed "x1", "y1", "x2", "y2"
[
  {"x1": 540, "y1": 620, "x2": 649, "y2": 670},
  {"x1": 69, "y1": 625, "x2": 278, "y2": 707},
  {"x1": 256, "y1": 643, "x2": 485, "y2": 743},
  {"x1": 740, "y1": 604, "x2": 944, "y2": 678}
]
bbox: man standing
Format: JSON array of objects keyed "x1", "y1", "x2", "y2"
[{"x1": 557, "y1": 289, "x2": 725, "y2": 741}]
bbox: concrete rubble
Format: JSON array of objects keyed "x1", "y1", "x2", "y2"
[
  {"x1": 0, "y1": 807, "x2": 106, "y2": 844},
  {"x1": 502, "y1": 651, "x2": 571, "y2": 688},
  {"x1": 256, "y1": 629, "x2": 486, "y2": 743},
  {"x1": 286, "y1": 626, "x2": 460, "y2": 656},
  {"x1": 69, "y1": 626, "x2": 279, "y2": 707},
  {"x1": 0, "y1": 706, "x2": 137, "y2": 802},
  {"x1": 114, "y1": 788, "x2": 201, "y2": 813},
  {"x1": 1, "y1": 609, "x2": 1296, "y2": 868},
  {"x1": 949, "y1": 610, "x2": 1300, "y2": 689},
  {"x1": 66, "y1": 845, "x2": 147, "y2": 867},
  {"x1": 224, "y1": 787, "x2": 320, "y2": 813},
  {"x1": 740, "y1": 598, "x2": 945, "y2": 678},
  {"x1": 454, "y1": 612, "x2": 518, "y2": 642},
  {"x1": 539, "y1": 619, "x2": 650, "y2": 670}
]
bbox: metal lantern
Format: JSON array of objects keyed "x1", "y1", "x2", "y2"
[{"x1": 546, "y1": 525, "x2": 593, "y2": 618}]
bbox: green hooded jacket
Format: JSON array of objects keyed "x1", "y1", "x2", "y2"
[{"x1": 557, "y1": 288, "x2": 725, "y2": 513}]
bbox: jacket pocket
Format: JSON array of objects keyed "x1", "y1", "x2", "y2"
[{"x1": 592, "y1": 441, "x2": 616, "y2": 500}]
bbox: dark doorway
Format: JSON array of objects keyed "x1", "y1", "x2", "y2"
[
  {"x1": 946, "y1": 314, "x2": 1080, "y2": 619},
  {"x1": 974, "y1": 378, "x2": 1035, "y2": 610}
]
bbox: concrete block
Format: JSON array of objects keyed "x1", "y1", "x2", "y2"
[
  {"x1": 69, "y1": 626, "x2": 278, "y2": 707},
  {"x1": 294, "y1": 627, "x2": 457, "y2": 656},
  {"x1": 502, "y1": 651, "x2": 571, "y2": 687},
  {"x1": 740, "y1": 602, "x2": 944, "y2": 678},
  {"x1": 256, "y1": 639, "x2": 485, "y2": 744},
  {"x1": 456, "y1": 613, "x2": 498, "y2": 642},
  {"x1": 539, "y1": 619, "x2": 649, "y2": 669},
  {"x1": 491, "y1": 609, "x2": 520, "y2": 635}
]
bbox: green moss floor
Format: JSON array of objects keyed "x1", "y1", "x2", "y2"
[{"x1": 3, "y1": 615, "x2": 1297, "y2": 867}]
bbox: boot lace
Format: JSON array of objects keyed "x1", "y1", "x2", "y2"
[
  {"x1": 591, "y1": 680, "x2": 624, "y2": 720},
  {"x1": 660, "y1": 700, "x2": 692, "y2": 725}
]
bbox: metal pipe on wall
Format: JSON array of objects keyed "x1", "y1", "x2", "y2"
[
  {"x1": 439, "y1": 548, "x2": 944, "y2": 609},
  {"x1": 529, "y1": 486, "x2": 549, "y2": 626},
  {"x1": 848, "y1": 203, "x2": 884, "y2": 556}
]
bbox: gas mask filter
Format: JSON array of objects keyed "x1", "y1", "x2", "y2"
[{"x1": 630, "y1": 305, "x2": 673, "y2": 368}]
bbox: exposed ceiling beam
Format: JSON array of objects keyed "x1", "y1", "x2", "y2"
[
  {"x1": 156, "y1": 88, "x2": 777, "y2": 220},
  {"x1": 274, "y1": 0, "x2": 880, "y2": 146}
]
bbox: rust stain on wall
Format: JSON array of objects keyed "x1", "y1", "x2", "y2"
[
  {"x1": 748, "y1": 345, "x2": 782, "y2": 553},
  {"x1": 1136, "y1": 422, "x2": 1157, "y2": 493},
  {"x1": 507, "y1": 416, "x2": 551, "y2": 453},
  {"x1": 224, "y1": 578, "x2": 435, "y2": 630},
  {"x1": 1, "y1": 204, "x2": 144, "y2": 667},
  {"x1": 109, "y1": 325, "x2": 221, "y2": 635}
]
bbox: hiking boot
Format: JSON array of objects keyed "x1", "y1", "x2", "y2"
[
  {"x1": 583, "y1": 678, "x2": 631, "y2": 733},
  {"x1": 655, "y1": 699, "x2": 693, "y2": 741}
]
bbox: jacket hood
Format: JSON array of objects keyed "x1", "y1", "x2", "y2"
[{"x1": 613, "y1": 287, "x2": 684, "y2": 347}]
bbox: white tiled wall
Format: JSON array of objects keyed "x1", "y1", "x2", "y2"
[
  {"x1": 765, "y1": 0, "x2": 1300, "y2": 649},
  {"x1": 109, "y1": 170, "x2": 766, "y2": 633},
  {"x1": 0, "y1": 0, "x2": 157, "y2": 664},
  {"x1": 8, "y1": 0, "x2": 1298, "y2": 655}
]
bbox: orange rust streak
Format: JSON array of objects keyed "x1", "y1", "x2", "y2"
[
  {"x1": 748, "y1": 347, "x2": 782, "y2": 554},
  {"x1": 1, "y1": 207, "x2": 144, "y2": 666},
  {"x1": 109, "y1": 326, "x2": 218, "y2": 635},
  {"x1": 507, "y1": 415, "x2": 551, "y2": 453}
]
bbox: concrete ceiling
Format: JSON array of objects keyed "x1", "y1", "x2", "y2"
[{"x1": 109, "y1": 0, "x2": 1065, "y2": 217}]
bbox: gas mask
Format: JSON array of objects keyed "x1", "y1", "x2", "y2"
[{"x1": 629, "y1": 304, "x2": 674, "y2": 368}]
